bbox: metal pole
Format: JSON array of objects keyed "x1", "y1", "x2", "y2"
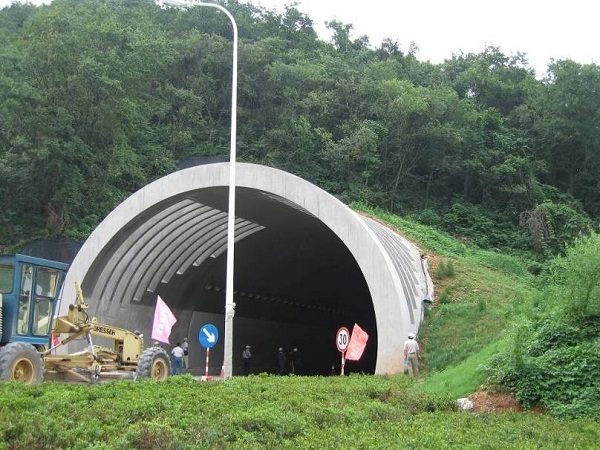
[
  {"x1": 195, "y1": 2, "x2": 238, "y2": 380},
  {"x1": 160, "y1": 0, "x2": 238, "y2": 379}
]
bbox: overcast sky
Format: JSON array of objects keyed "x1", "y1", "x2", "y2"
[
  {"x1": 243, "y1": 0, "x2": 599, "y2": 77},
  {"x1": 1, "y1": 0, "x2": 598, "y2": 77}
]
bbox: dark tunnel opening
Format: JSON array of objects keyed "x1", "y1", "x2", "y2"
[
  {"x1": 155, "y1": 187, "x2": 378, "y2": 376},
  {"x1": 79, "y1": 184, "x2": 379, "y2": 376}
]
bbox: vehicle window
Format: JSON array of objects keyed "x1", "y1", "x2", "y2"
[
  {"x1": 36, "y1": 267, "x2": 61, "y2": 298},
  {"x1": 18, "y1": 265, "x2": 34, "y2": 335},
  {"x1": 33, "y1": 297, "x2": 53, "y2": 336},
  {"x1": 0, "y1": 263, "x2": 14, "y2": 293}
]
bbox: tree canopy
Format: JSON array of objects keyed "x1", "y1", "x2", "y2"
[{"x1": 1, "y1": 0, "x2": 598, "y2": 260}]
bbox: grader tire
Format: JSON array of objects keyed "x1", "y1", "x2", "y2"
[
  {"x1": 0, "y1": 342, "x2": 44, "y2": 383},
  {"x1": 136, "y1": 347, "x2": 170, "y2": 381}
]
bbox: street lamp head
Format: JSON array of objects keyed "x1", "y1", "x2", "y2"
[{"x1": 157, "y1": 0, "x2": 192, "y2": 9}]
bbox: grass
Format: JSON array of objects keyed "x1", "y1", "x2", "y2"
[
  {"x1": 0, "y1": 375, "x2": 598, "y2": 449},
  {"x1": 416, "y1": 338, "x2": 508, "y2": 398},
  {"x1": 355, "y1": 204, "x2": 537, "y2": 378},
  {"x1": 420, "y1": 260, "x2": 534, "y2": 373}
]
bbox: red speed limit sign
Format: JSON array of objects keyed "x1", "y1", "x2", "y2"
[{"x1": 336, "y1": 327, "x2": 350, "y2": 352}]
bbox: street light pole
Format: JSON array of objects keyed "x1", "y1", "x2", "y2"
[{"x1": 159, "y1": 0, "x2": 237, "y2": 379}]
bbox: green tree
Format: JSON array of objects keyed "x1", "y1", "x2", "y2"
[
  {"x1": 529, "y1": 60, "x2": 600, "y2": 216},
  {"x1": 549, "y1": 231, "x2": 600, "y2": 322}
]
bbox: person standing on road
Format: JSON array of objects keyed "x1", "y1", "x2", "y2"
[
  {"x1": 171, "y1": 342, "x2": 184, "y2": 375},
  {"x1": 277, "y1": 347, "x2": 286, "y2": 375},
  {"x1": 181, "y1": 337, "x2": 189, "y2": 370},
  {"x1": 242, "y1": 345, "x2": 252, "y2": 376},
  {"x1": 288, "y1": 347, "x2": 298, "y2": 374},
  {"x1": 403, "y1": 333, "x2": 420, "y2": 378}
]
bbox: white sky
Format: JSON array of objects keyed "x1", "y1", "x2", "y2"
[
  {"x1": 1, "y1": 0, "x2": 598, "y2": 77},
  {"x1": 243, "y1": 0, "x2": 600, "y2": 77}
]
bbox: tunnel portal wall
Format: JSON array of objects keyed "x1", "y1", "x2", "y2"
[{"x1": 60, "y1": 163, "x2": 431, "y2": 375}]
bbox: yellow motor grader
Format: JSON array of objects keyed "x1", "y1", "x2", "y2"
[{"x1": 0, "y1": 254, "x2": 170, "y2": 383}]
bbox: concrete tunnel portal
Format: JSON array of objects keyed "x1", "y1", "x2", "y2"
[{"x1": 61, "y1": 163, "x2": 431, "y2": 376}]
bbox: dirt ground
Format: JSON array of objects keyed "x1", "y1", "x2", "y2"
[{"x1": 468, "y1": 391, "x2": 524, "y2": 413}]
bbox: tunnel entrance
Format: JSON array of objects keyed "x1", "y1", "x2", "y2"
[
  {"x1": 66, "y1": 163, "x2": 425, "y2": 376},
  {"x1": 153, "y1": 187, "x2": 377, "y2": 375}
]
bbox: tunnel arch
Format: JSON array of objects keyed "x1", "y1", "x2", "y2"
[{"x1": 61, "y1": 163, "x2": 431, "y2": 375}]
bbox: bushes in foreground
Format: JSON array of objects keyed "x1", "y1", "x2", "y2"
[
  {"x1": 0, "y1": 375, "x2": 598, "y2": 449},
  {"x1": 486, "y1": 233, "x2": 600, "y2": 419}
]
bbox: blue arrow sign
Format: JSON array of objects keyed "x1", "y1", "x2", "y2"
[{"x1": 199, "y1": 323, "x2": 219, "y2": 349}]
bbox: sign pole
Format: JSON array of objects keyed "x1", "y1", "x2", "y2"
[
  {"x1": 336, "y1": 326, "x2": 350, "y2": 376},
  {"x1": 205, "y1": 348, "x2": 210, "y2": 379},
  {"x1": 198, "y1": 323, "x2": 219, "y2": 381}
]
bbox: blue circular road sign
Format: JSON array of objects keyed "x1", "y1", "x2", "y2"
[{"x1": 199, "y1": 323, "x2": 219, "y2": 349}]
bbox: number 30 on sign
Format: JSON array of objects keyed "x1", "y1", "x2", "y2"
[{"x1": 336, "y1": 327, "x2": 350, "y2": 353}]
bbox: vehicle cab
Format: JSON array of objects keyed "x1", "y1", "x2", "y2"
[{"x1": 0, "y1": 254, "x2": 69, "y2": 348}]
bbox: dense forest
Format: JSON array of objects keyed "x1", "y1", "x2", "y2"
[{"x1": 1, "y1": 0, "x2": 599, "y2": 262}]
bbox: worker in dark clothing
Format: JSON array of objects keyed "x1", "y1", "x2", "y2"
[
  {"x1": 242, "y1": 345, "x2": 252, "y2": 376},
  {"x1": 288, "y1": 347, "x2": 298, "y2": 374},
  {"x1": 277, "y1": 347, "x2": 286, "y2": 375}
]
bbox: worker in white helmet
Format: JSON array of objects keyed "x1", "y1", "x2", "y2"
[{"x1": 403, "y1": 333, "x2": 420, "y2": 378}]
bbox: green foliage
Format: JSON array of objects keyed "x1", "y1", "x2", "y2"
[
  {"x1": 418, "y1": 339, "x2": 506, "y2": 398},
  {"x1": 445, "y1": 260, "x2": 456, "y2": 277},
  {"x1": 442, "y1": 202, "x2": 497, "y2": 248},
  {"x1": 548, "y1": 232, "x2": 600, "y2": 322},
  {"x1": 0, "y1": 1, "x2": 598, "y2": 256},
  {"x1": 486, "y1": 234, "x2": 600, "y2": 419},
  {"x1": 437, "y1": 287, "x2": 450, "y2": 304},
  {"x1": 435, "y1": 260, "x2": 445, "y2": 279},
  {"x1": 0, "y1": 375, "x2": 598, "y2": 448},
  {"x1": 465, "y1": 248, "x2": 530, "y2": 277},
  {"x1": 352, "y1": 203, "x2": 469, "y2": 257},
  {"x1": 520, "y1": 200, "x2": 593, "y2": 257},
  {"x1": 491, "y1": 337, "x2": 600, "y2": 419},
  {"x1": 435, "y1": 260, "x2": 456, "y2": 280},
  {"x1": 0, "y1": 0, "x2": 598, "y2": 430}
]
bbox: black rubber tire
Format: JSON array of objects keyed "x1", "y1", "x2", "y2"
[
  {"x1": 135, "y1": 347, "x2": 170, "y2": 381},
  {"x1": 0, "y1": 342, "x2": 44, "y2": 383}
]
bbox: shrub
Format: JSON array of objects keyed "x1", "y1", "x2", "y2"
[
  {"x1": 436, "y1": 261, "x2": 446, "y2": 279},
  {"x1": 444, "y1": 260, "x2": 456, "y2": 277},
  {"x1": 488, "y1": 317, "x2": 600, "y2": 419},
  {"x1": 548, "y1": 232, "x2": 600, "y2": 323},
  {"x1": 437, "y1": 288, "x2": 450, "y2": 304}
]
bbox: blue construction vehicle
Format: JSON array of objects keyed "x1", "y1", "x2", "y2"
[{"x1": 0, "y1": 254, "x2": 170, "y2": 383}]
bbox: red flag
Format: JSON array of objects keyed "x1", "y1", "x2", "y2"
[
  {"x1": 345, "y1": 323, "x2": 369, "y2": 361},
  {"x1": 152, "y1": 296, "x2": 177, "y2": 344}
]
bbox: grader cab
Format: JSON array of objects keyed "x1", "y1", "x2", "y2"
[{"x1": 0, "y1": 254, "x2": 170, "y2": 383}]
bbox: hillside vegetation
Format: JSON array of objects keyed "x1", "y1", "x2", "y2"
[
  {"x1": 0, "y1": 1, "x2": 598, "y2": 445},
  {"x1": 2, "y1": 213, "x2": 599, "y2": 448},
  {"x1": 1, "y1": 0, "x2": 598, "y2": 262},
  {"x1": 358, "y1": 206, "x2": 600, "y2": 420}
]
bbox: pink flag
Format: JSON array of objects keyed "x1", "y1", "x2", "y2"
[
  {"x1": 345, "y1": 323, "x2": 369, "y2": 361},
  {"x1": 152, "y1": 296, "x2": 177, "y2": 344}
]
